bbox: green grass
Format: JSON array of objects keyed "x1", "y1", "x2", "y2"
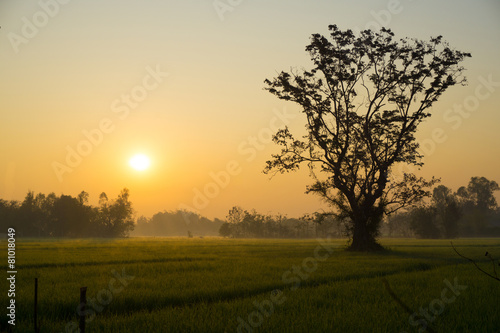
[{"x1": 1, "y1": 237, "x2": 499, "y2": 332}]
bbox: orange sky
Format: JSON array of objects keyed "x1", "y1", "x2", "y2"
[{"x1": 1, "y1": 0, "x2": 499, "y2": 220}]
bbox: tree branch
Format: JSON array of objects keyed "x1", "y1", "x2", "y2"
[{"x1": 450, "y1": 242, "x2": 500, "y2": 282}]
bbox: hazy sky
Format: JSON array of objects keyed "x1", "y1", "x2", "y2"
[{"x1": 1, "y1": 0, "x2": 499, "y2": 220}]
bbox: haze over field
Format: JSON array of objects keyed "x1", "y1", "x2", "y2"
[{"x1": 1, "y1": 0, "x2": 499, "y2": 220}]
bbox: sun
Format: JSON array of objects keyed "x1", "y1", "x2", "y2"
[{"x1": 129, "y1": 154, "x2": 151, "y2": 171}]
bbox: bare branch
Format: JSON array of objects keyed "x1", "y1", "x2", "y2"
[{"x1": 450, "y1": 242, "x2": 500, "y2": 282}]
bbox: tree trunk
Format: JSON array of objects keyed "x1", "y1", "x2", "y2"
[{"x1": 347, "y1": 215, "x2": 384, "y2": 251}]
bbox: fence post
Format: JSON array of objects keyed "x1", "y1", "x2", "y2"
[
  {"x1": 34, "y1": 278, "x2": 38, "y2": 333},
  {"x1": 79, "y1": 287, "x2": 87, "y2": 333}
]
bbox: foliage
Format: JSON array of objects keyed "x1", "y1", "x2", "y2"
[
  {"x1": 97, "y1": 188, "x2": 135, "y2": 237},
  {"x1": 0, "y1": 189, "x2": 135, "y2": 238},
  {"x1": 432, "y1": 185, "x2": 461, "y2": 238},
  {"x1": 409, "y1": 205, "x2": 441, "y2": 239},
  {"x1": 393, "y1": 177, "x2": 500, "y2": 238},
  {"x1": 384, "y1": 211, "x2": 414, "y2": 238},
  {"x1": 132, "y1": 210, "x2": 224, "y2": 237},
  {"x1": 263, "y1": 25, "x2": 470, "y2": 251},
  {"x1": 457, "y1": 176, "x2": 500, "y2": 211},
  {"x1": 218, "y1": 206, "x2": 345, "y2": 238}
]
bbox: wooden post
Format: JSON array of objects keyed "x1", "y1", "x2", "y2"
[
  {"x1": 79, "y1": 287, "x2": 87, "y2": 333},
  {"x1": 34, "y1": 278, "x2": 38, "y2": 333}
]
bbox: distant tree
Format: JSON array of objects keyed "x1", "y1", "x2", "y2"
[
  {"x1": 132, "y1": 215, "x2": 151, "y2": 236},
  {"x1": 0, "y1": 199, "x2": 20, "y2": 233},
  {"x1": 223, "y1": 206, "x2": 250, "y2": 237},
  {"x1": 226, "y1": 206, "x2": 246, "y2": 224},
  {"x1": 240, "y1": 211, "x2": 265, "y2": 237},
  {"x1": 108, "y1": 188, "x2": 135, "y2": 237},
  {"x1": 99, "y1": 192, "x2": 109, "y2": 207},
  {"x1": 293, "y1": 218, "x2": 312, "y2": 238},
  {"x1": 33, "y1": 193, "x2": 50, "y2": 236},
  {"x1": 410, "y1": 206, "x2": 441, "y2": 239},
  {"x1": 96, "y1": 189, "x2": 134, "y2": 237},
  {"x1": 458, "y1": 177, "x2": 499, "y2": 211},
  {"x1": 97, "y1": 192, "x2": 111, "y2": 234},
  {"x1": 385, "y1": 211, "x2": 414, "y2": 238},
  {"x1": 273, "y1": 213, "x2": 290, "y2": 238},
  {"x1": 264, "y1": 25, "x2": 470, "y2": 251},
  {"x1": 132, "y1": 210, "x2": 223, "y2": 237},
  {"x1": 432, "y1": 185, "x2": 461, "y2": 238},
  {"x1": 219, "y1": 222, "x2": 233, "y2": 237},
  {"x1": 456, "y1": 177, "x2": 499, "y2": 236},
  {"x1": 18, "y1": 191, "x2": 45, "y2": 237},
  {"x1": 78, "y1": 191, "x2": 89, "y2": 205},
  {"x1": 306, "y1": 212, "x2": 347, "y2": 238},
  {"x1": 50, "y1": 194, "x2": 90, "y2": 237}
]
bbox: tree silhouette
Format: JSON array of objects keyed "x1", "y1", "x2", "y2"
[
  {"x1": 50, "y1": 194, "x2": 90, "y2": 237},
  {"x1": 456, "y1": 177, "x2": 499, "y2": 236},
  {"x1": 0, "y1": 189, "x2": 136, "y2": 238},
  {"x1": 432, "y1": 185, "x2": 461, "y2": 238},
  {"x1": 457, "y1": 177, "x2": 499, "y2": 211},
  {"x1": 409, "y1": 205, "x2": 441, "y2": 239},
  {"x1": 264, "y1": 25, "x2": 470, "y2": 251},
  {"x1": 97, "y1": 189, "x2": 134, "y2": 237}
]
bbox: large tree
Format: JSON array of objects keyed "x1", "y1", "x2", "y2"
[
  {"x1": 457, "y1": 176, "x2": 500, "y2": 211},
  {"x1": 264, "y1": 25, "x2": 470, "y2": 251}
]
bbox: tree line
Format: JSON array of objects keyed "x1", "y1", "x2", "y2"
[
  {"x1": 218, "y1": 206, "x2": 346, "y2": 239},
  {"x1": 0, "y1": 189, "x2": 134, "y2": 237},
  {"x1": 132, "y1": 211, "x2": 224, "y2": 237},
  {"x1": 1, "y1": 176, "x2": 497, "y2": 239},
  {"x1": 219, "y1": 177, "x2": 500, "y2": 240},
  {"x1": 385, "y1": 177, "x2": 500, "y2": 238}
]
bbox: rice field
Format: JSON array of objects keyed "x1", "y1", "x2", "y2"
[{"x1": 1, "y1": 237, "x2": 499, "y2": 332}]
